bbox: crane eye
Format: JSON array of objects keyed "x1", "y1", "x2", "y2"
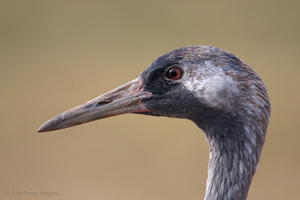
[{"x1": 164, "y1": 67, "x2": 183, "y2": 80}]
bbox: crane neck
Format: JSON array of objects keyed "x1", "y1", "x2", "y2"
[{"x1": 199, "y1": 121, "x2": 265, "y2": 200}]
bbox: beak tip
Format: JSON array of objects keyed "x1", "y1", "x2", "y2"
[
  {"x1": 37, "y1": 124, "x2": 51, "y2": 132},
  {"x1": 37, "y1": 118, "x2": 61, "y2": 133},
  {"x1": 37, "y1": 123, "x2": 52, "y2": 133},
  {"x1": 37, "y1": 127, "x2": 43, "y2": 133}
]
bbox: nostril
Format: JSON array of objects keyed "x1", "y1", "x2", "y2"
[{"x1": 96, "y1": 99, "x2": 113, "y2": 106}]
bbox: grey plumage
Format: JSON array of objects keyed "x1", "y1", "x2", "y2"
[{"x1": 38, "y1": 46, "x2": 271, "y2": 200}]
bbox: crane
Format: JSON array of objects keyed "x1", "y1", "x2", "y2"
[{"x1": 38, "y1": 46, "x2": 271, "y2": 200}]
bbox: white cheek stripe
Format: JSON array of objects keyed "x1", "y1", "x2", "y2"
[{"x1": 183, "y1": 61, "x2": 239, "y2": 109}]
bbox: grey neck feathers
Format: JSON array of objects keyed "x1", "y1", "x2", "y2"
[{"x1": 202, "y1": 122, "x2": 264, "y2": 200}]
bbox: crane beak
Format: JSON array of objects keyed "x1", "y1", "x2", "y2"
[{"x1": 37, "y1": 77, "x2": 152, "y2": 132}]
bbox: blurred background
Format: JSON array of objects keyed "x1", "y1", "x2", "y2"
[{"x1": 1, "y1": 0, "x2": 299, "y2": 199}]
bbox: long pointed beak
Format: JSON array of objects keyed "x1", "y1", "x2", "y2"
[{"x1": 37, "y1": 78, "x2": 152, "y2": 132}]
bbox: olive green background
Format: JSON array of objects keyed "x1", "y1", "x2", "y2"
[{"x1": 1, "y1": 1, "x2": 299, "y2": 199}]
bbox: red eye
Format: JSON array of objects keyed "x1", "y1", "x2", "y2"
[{"x1": 165, "y1": 67, "x2": 182, "y2": 80}]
